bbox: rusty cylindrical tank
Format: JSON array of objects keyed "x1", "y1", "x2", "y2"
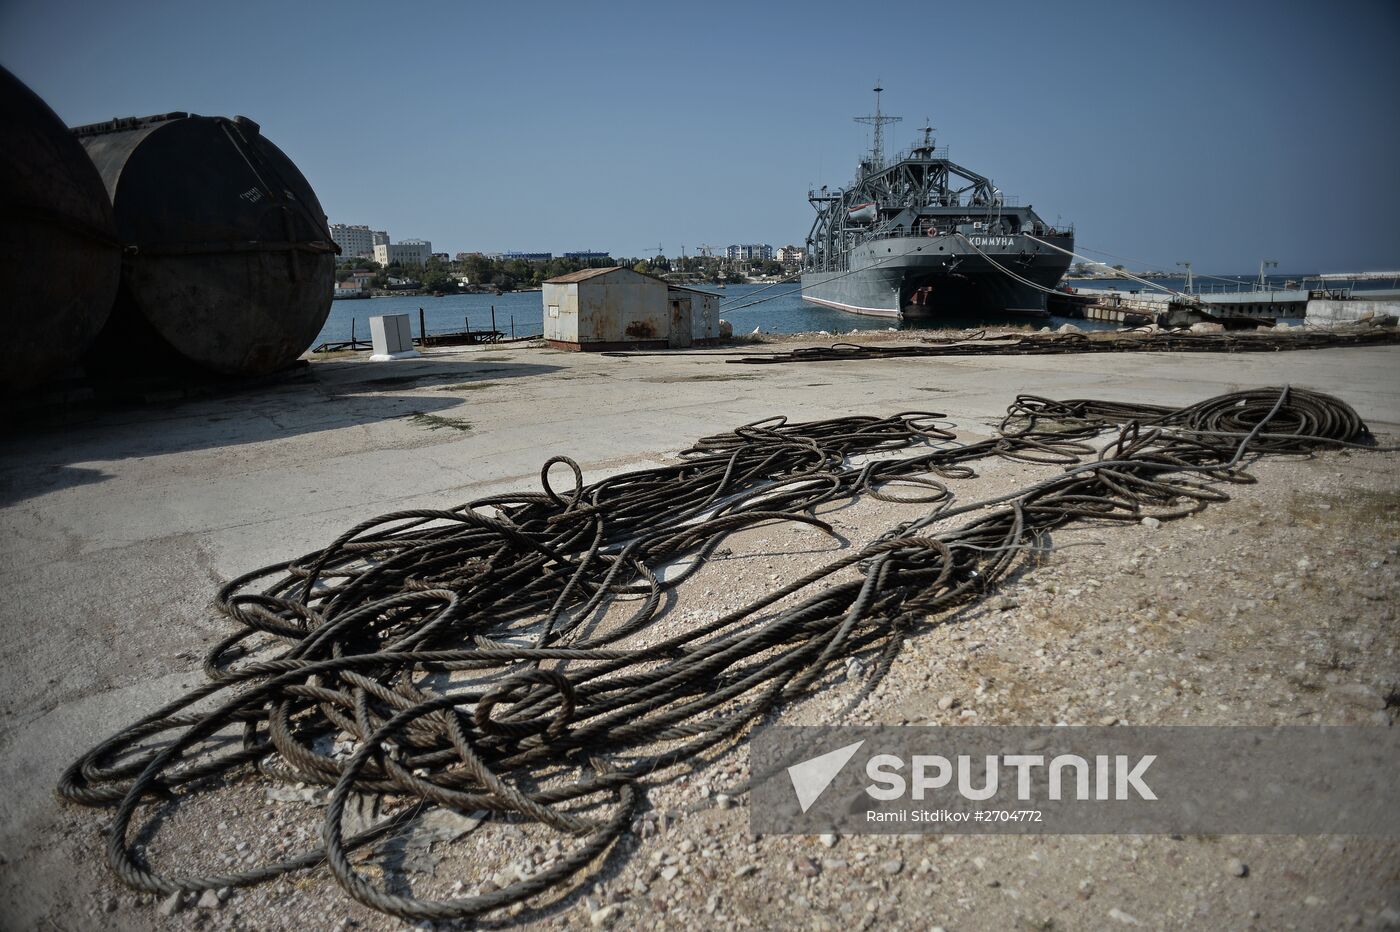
[
  {"x1": 75, "y1": 113, "x2": 336, "y2": 376},
  {"x1": 0, "y1": 66, "x2": 121, "y2": 391}
]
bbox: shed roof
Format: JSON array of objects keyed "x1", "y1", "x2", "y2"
[
  {"x1": 544, "y1": 266, "x2": 675, "y2": 286},
  {"x1": 667, "y1": 284, "x2": 723, "y2": 297},
  {"x1": 544, "y1": 267, "x2": 620, "y2": 284}
]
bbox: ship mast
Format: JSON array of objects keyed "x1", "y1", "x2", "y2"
[
  {"x1": 914, "y1": 120, "x2": 937, "y2": 158},
  {"x1": 853, "y1": 83, "x2": 902, "y2": 170}
]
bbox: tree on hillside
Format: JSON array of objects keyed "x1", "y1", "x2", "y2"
[
  {"x1": 544, "y1": 257, "x2": 585, "y2": 280},
  {"x1": 461, "y1": 254, "x2": 494, "y2": 284},
  {"x1": 422, "y1": 258, "x2": 455, "y2": 292}
]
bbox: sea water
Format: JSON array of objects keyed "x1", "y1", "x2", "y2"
[
  {"x1": 313, "y1": 284, "x2": 1113, "y2": 347},
  {"x1": 313, "y1": 269, "x2": 1400, "y2": 347}
]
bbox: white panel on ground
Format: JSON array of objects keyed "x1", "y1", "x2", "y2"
[{"x1": 369, "y1": 314, "x2": 420, "y2": 361}]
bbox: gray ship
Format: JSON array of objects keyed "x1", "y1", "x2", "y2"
[{"x1": 802, "y1": 87, "x2": 1074, "y2": 321}]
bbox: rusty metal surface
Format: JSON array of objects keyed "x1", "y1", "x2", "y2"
[
  {"x1": 547, "y1": 269, "x2": 670, "y2": 348},
  {"x1": 665, "y1": 286, "x2": 720, "y2": 347},
  {"x1": 0, "y1": 66, "x2": 121, "y2": 390},
  {"x1": 78, "y1": 113, "x2": 334, "y2": 376},
  {"x1": 542, "y1": 282, "x2": 578, "y2": 345},
  {"x1": 690, "y1": 291, "x2": 719, "y2": 342},
  {"x1": 667, "y1": 294, "x2": 692, "y2": 348}
]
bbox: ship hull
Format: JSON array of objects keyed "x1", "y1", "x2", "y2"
[{"x1": 802, "y1": 233, "x2": 1073, "y2": 322}]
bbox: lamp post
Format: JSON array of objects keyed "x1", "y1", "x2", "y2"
[
  {"x1": 1177, "y1": 261, "x2": 1193, "y2": 294},
  {"x1": 1258, "y1": 259, "x2": 1278, "y2": 291}
]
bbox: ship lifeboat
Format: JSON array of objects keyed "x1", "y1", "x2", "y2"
[{"x1": 847, "y1": 202, "x2": 878, "y2": 224}]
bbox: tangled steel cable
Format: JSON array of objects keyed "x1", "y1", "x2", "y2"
[
  {"x1": 722, "y1": 327, "x2": 1400, "y2": 364},
  {"x1": 58, "y1": 387, "x2": 1378, "y2": 921}
]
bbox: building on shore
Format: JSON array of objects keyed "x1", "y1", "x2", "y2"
[
  {"x1": 542, "y1": 267, "x2": 719, "y2": 351},
  {"x1": 374, "y1": 239, "x2": 432, "y2": 267},
  {"x1": 333, "y1": 268, "x2": 373, "y2": 298},
  {"x1": 726, "y1": 243, "x2": 773, "y2": 261},
  {"x1": 504, "y1": 251, "x2": 553, "y2": 261},
  {"x1": 775, "y1": 245, "x2": 805, "y2": 265},
  {"x1": 667, "y1": 284, "x2": 720, "y2": 347},
  {"x1": 330, "y1": 223, "x2": 390, "y2": 259}
]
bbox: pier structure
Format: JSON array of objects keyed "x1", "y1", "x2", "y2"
[{"x1": 1063, "y1": 286, "x2": 1398, "y2": 328}]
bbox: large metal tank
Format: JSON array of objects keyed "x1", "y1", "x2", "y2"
[
  {"x1": 75, "y1": 112, "x2": 336, "y2": 376},
  {"x1": 0, "y1": 66, "x2": 121, "y2": 390}
]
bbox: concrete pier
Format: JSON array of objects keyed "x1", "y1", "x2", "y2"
[
  {"x1": 1068, "y1": 286, "x2": 1397, "y2": 328},
  {"x1": 1308, "y1": 298, "x2": 1400, "y2": 326},
  {"x1": 1197, "y1": 288, "x2": 1310, "y2": 318},
  {"x1": 2, "y1": 339, "x2": 1397, "y2": 927}
]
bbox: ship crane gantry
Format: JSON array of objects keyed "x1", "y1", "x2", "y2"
[
  {"x1": 800, "y1": 86, "x2": 1075, "y2": 321},
  {"x1": 806, "y1": 92, "x2": 1000, "y2": 274}
]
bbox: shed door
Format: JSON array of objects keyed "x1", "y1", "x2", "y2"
[{"x1": 669, "y1": 299, "x2": 692, "y2": 348}]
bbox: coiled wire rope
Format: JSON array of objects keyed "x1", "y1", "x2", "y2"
[{"x1": 57, "y1": 387, "x2": 1380, "y2": 921}]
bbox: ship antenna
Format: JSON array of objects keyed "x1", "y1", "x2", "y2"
[{"x1": 854, "y1": 82, "x2": 902, "y2": 170}]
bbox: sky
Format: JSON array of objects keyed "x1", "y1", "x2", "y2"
[{"x1": 3, "y1": 0, "x2": 1398, "y2": 273}]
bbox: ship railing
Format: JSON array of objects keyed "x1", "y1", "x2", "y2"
[
  {"x1": 891, "y1": 195, "x2": 1027, "y2": 208},
  {"x1": 1179, "y1": 280, "x2": 1324, "y2": 296},
  {"x1": 892, "y1": 145, "x2": 951, "y2": 162},
  {"x1": 856, "y1": 221, "x2": 1075, "y2": 241}
]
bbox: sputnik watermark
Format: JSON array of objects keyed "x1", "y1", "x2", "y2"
[
  {"x1": 787, "y1": 739, "x2": 865, "y2": 813},
  {"x1": 752, "y1": 726, "x2": 1400, "y2": 835},
  {"x1": 786, "y1": 743, "x2": 1156, "y2": 815},
  {"x1": 864, "y1": 752, "x2": 1156, "y2": 801}
]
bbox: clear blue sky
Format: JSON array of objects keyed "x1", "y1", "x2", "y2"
[{"x1": 3, "y1": 0, "x2": 1397, "y2": 272}]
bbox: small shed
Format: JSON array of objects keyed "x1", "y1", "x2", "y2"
[
  {"x1": 667, "y1": 285, "x2": 722, "y2": 347},
  {"x1": 542, "y1": 267, "x2": 669, "y2": 351}
]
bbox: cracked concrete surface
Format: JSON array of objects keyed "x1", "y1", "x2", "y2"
[{"x1": 1, "y1": 338, "x2": 1397, "y2": 929}]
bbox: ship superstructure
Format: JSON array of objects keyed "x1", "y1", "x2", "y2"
[{"x1": 802, "y1": 87, "x2": 1074, "y2": 320}]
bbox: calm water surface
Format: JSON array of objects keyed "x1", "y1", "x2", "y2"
[
  {"x1": 315, "y1": 284, "x2": 1109, "y2": 346},
  {"x1": 315, "y1": 272, "x2": 1396, "y2": 347}
]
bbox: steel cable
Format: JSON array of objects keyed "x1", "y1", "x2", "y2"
[
  {"x1": 56, "y1": 387, "x2": 1380, "y2": 921},
  {"x1": 721, "y1": 328, "x2": 1400, "y2": 363}
]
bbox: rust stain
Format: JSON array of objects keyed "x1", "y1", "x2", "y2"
[{"x1": 625, "y1": 320, "x2": 656, "y2": 339}]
